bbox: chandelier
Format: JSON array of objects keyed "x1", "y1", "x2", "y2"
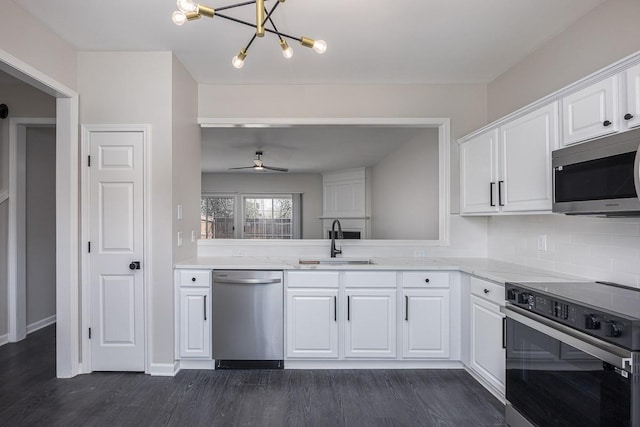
[{"x1": 171, "y1": 0, "x2": 327, "y2": 69}]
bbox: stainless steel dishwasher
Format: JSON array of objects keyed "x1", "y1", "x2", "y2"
[{"x1": 212, "y1": 270, "x2": 284, "y2": 369}]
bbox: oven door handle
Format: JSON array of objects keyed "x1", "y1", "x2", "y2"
[
  {"x1": 634, "y1": 142, "x2": 640, "y2": 199},
  {"x1": 503, "y1": 305, "x2": 634, "y2": 373}
]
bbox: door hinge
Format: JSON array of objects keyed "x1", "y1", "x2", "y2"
[
  {"x1": 88, "y1": 241, "x2": 91, "y2": 253},
  {"x1": 88, "y1": 155, "x2": 91, "y2": 167},
  {"x1": 89, "y1": 327, "x2": 92, "y2": 339}
]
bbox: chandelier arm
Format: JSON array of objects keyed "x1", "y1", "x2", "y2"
[
  {"x1": 243, "y1": 34, "x2": 258, "y2": 52},
  {"x1": 263, "y1": 6, "x2": 284, "y2": 41},
  {"x1": 215, "y1": 12, "x2": 303, "y2": 42},
  {"x1": 216, "y1": 0, "x2": 269, "y2": 12}
]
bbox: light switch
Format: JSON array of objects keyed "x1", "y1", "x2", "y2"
[
  {"x1": 177, "y1": 204, "x2": 183, "y2": 220},
  {"x1": 177, "y1": 231, "x2": 183, "y2": 247},
  {"x1": 191, "y1": 230, "x2": 196, "y2": 242}
]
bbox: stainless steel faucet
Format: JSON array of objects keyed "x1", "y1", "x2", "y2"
[{"x1": 330, "y1": 219, "x2": 344, "y2": 258}]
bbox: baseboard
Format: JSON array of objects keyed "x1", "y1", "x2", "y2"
[
  {"x1": 463, "y1": 366, "x2": 505, "y2": 404},
  {"x1": 284, "y1": 359, "x2": 464, "y2": 370},
  {"x1": 149, "y1": 361, "x2": 180, "y2": 376},
  {"x1": 27, "y1": 315, "x2": 56, "y2": 335},
  {"x1": 0, "y1": 333, "x2": 8, "y2": 347},
  {"x1": 179, "y1": 359, "x2": 217, "y2": 370}
]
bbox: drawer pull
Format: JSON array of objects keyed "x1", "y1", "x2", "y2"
[
  {"x1": 603, "y1": 120, "x2": 612, "y2": 127},
  {"x1": 424, "y1": 278, "x2": 430, "y2": 283},
  {"x1": 191, "y1": 277, "x2": 196, "y2": 282},
  {"x1": 483, "y1": 288, "x2": 490, "y2": 294}
]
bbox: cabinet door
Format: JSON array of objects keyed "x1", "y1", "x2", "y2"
[
  {"x1": 470, "y1": 295, "x2": 505, "y2": 393},
  {"x1": 286, "y1": 288, "x2": 339, "y2": 359},
  {"x1": 402, "y1": 289, "x2": 450, "y2": 359},
  {"x1": 562, "y1": 76, "x2": 619, "y2": 146},
  {"x1": 460, "y1": 129, "x2": 499, "y2": 214},
  {"x1": 499, "y1": 102, "x2": 558, "y2": 212},
  {"x1": 179, "y1": 288, "x2": 211, "y2": 359},
  {"x1": 345, "y1": 289, "x2": 396, "y2": 358},
  {"x1": 624, "y1": 64, "x2": 640, "y2": 130}
]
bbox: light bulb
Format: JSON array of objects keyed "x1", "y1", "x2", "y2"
[
  {"x1": 312, "y1": 40, "x2": 327, "y2": 54},
  {"x1": 176, "y1": 0, "x2": 198, "y2": 13},
  {"x1": 172, "y1": 11, "x2": 187, "y2": 25},
  {"x1": 279, "y1": 40, "x2": 294, "y2": 59},
  {"x1": 232, "y1": 55, "x2": 245, "y2": 69}
]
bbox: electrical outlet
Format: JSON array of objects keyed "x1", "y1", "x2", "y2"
[
  {"x1": 537, "y1": 235, "x2": 547, "y2": 251},
  {"x1": 191, "y1": 230, "x2": 196, "y2": 242},
  {"x1": 177, "y1": 204, "x2": 183, "y2": 220},
  {"x1": 232, "y1": 250, "x2": 244, "y2": 257},
  {"x1": 413, "y1": 249, "x2": 427, "y2": 257},
  {"x1": 177, "y1": 231, "x2": 183, "y2": 247}
]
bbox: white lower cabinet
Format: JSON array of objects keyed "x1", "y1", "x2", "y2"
[
  {"x1": 286, "y1": 288, "x2": 339, "y2": 358},
  {"x1": 179, "y1": 288, "x2": 211, "y2": 359},
  {"x1": 468, "y1": 277, "x2": 505, "y2": 395},
  {"x1": 344, "y1": 288, "x2": 397, "y2": 358},
  {"x1": 402, "y1": 289, "x2": 450, "y2": 358}
]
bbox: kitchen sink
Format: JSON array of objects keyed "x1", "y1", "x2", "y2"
[{"x1": 298, "y1": 258, "x2": 374, "y2": 265}]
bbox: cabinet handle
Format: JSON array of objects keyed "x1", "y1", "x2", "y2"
[
  {"x1": 405, "y1": 295, "x2": 409, "y2": 321},
  {"x1": 498, "y1": 180, "x2": 505, "y2": 206},
  {"x1": 490, "y1": 182, "x2": 496, "y2": 206},
  {"x1": 603, "y1": 120, "x2": 612, "y2": 127},
  {"x1": 624, "y1": 113, "x2": 634, "y2": 121},
  {"x1": 502, "y1": 317, "x2": 507, "y2": 349},
  {"x1": 192, "y1": 277, "x2": 196, "y2": 282},
  {"x1": 424, "y1": 278, "x2": 430, "y2": 284},
  {"x1": 483, "y1": 288, "x2": 490, "y2": 294},
  {"x1": 204, "y1": 295, "x2": 207, "y2": 321},
  {"x1": 334, "y1": 296, "x2": 337, "y2": 322},
  {"x1": 347, "y1": 296, "x2": 350, "y2": 321}
]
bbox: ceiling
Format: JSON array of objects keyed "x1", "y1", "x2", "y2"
[
  {"x1": 201, "y1": 126, "x2": 437, "y2": 173},
  {"x1": 14, "y1": 0, "x2": 606, "y2": 85}
]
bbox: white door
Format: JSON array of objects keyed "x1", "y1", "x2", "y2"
[
  {"x1": 562, "y1": 76, "x2": 618, "y2": 146},
  {"x1": 344, "y1": 289, "x2": 396, "y2": 358},
  {"x1": 286, "y1": 288, "x2": 339, "y2": 358},
  {"x1": 179, "y1": 288, "x2": 211, "y2": 359},
  {"x1": 470, "y1": 295, "x2": 505, "y2": 394},
  {"x1": 460, "y1": 130, "x2": 499, "y2": 214},
  {"x1": 402, "y1": 289, "x2": 450, "y2": 359},
  {"x1": 89, "y1": 130, "x2": 145, "y2": 371},
  {"x1": 624, "y1": 64, "x2": 640, "y2": 130},
  {"x1": 499, "y1": 102, "x2": 558, "y2": 213}
]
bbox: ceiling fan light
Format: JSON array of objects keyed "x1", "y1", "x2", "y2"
[
  {"x1": 279, "y1": 40, "x2": 294, "y2": 59},
  {"x1": 177, "y1": 0, "x2": 198, "y2": 13}
]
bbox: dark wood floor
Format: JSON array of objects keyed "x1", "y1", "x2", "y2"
[{"x1": 0, "y1": 325, "x2": 505, "y2": 426}]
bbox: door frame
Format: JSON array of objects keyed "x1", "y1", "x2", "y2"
[
  {"x1": 1, "y1": 49, "x2": 79, "y2": 378},
  {"x1": 8, "y1": 118, "x2": 57, "y2": 343},
  {"x1": 80, "y1": 124, "x2": 151, "y2": 373}
]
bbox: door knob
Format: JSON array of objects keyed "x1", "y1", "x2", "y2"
[{"x1": 129, "y1": 261, "x2": 141, "y2": 270}]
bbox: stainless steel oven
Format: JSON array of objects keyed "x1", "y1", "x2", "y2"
[{"x1": 504, "y1": 281, "x2": 640, "y2": 427}]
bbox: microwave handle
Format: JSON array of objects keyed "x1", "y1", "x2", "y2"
[{"x1": 635, "y1": 144, "x2": 640, "y2": 200}]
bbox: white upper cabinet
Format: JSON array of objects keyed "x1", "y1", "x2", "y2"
[
  {"x1": 460, "y1": 103, "x2": 558, "y2": 215},
  {"x1": 499, "y1": 102, "x2": 558, "y2": 212},
  {"x1": 624, "y1": 63, "x2": 640, "y2": 130},
  {"x1": 562, "y1": 75, "x2": 619, "y2": 146},
  {"x1": 460, "y1": 129, "x2": 500, "y2": 214}
]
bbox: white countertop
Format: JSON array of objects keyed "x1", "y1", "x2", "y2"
[{"x1": 175, "y1": 256, "x2": 582, "y2": 285}]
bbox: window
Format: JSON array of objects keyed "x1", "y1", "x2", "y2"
[
  {"x1": 201, "y1": 193, "x2": 301, "y2": 239},
  {"x1": 201, "y1": 195, "x2": 235, "y2": 239}
]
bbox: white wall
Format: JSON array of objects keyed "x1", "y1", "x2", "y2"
[
  {"x1": 199, "y1": 84, "x2": 487, "y2": 215},
  {"x1": 78, "y1": 51, "x2": 175, "y2": 366},
  {"x1": 172, "y1": 55, "x2": 200, "y2": 263},
  {"x1": 371, "y1": 128, "x2": 439, "y2": 239},
  {"x1": 202, "y1": 172, "x2": 324, "y2": 239},
  {"x1": 26, "y1": 127, "x2": 56, "y2": 326},
  {"x1": 488, "y1": 0, "x2": 640, "y2": 121},
  {"x1": 0, "y1": 0, "x2": 77, "y2": 91}
]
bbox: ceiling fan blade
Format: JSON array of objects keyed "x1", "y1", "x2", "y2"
[
  {"x1": 228, "y1": 166, "x2": 256, "y2": 170},
  {"x1": 263, "y1": 165, "x2": 289, "y2": 172}
]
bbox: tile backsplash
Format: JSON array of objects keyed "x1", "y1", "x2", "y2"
[{"x1": 488, "y1": 214, "x2": 640, "y2": 288}]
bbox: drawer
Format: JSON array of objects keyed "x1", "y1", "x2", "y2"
[
  {"x1": 344, "y1": 271, "x2": 396, "y2": 287},
  {"x1": 177, "y1": 269, "x2": 212, "y2": 287},
  {"x1": 470, "y1": 276, "x2": 504, "y2": 306},
  {"x1": 402, "y1": 272, "x2": 450, "y2": 288},
  {"x1": 287, "y1": 271, "x2": 339, "y2": 288}
]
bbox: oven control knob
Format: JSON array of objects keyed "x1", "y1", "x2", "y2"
[
  {"x1": 507, "y1": 289, "x2": 518, "y2": 301},
  {"x1": 605, "y1": 321, "x2": 622, "y2": 337},
  {"x1": 517, "y1": 292, "x2": 529, "y2": 304},
  {"x1": 585, "y1": 314, "x2": 600, "y2": 330}
]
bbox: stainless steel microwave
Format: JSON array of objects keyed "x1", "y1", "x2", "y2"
[{"x1": 552, "y1": 127, "x2": 640, "y2": 216}]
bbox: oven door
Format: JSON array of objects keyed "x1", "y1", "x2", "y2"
[{"x1": 505, "y1": 306, "x2": 635, "y2": 427}]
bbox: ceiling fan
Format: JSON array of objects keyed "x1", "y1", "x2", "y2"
[{"x1": 228, "y1": 151, "x2": 289, "y2": 172}]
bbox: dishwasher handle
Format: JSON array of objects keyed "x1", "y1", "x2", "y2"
[{"x1": 213, "y1": 278, "x2": 282, "y2": 285}]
